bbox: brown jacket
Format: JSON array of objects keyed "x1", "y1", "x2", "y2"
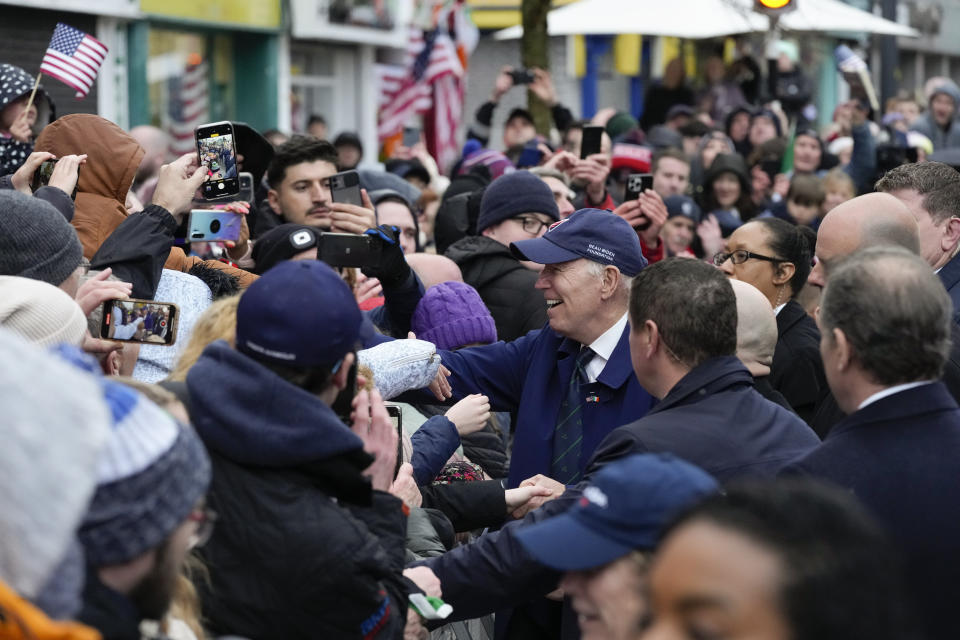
[{"x1": 35, "y1": 114, "x2": 142, "y2": 259}]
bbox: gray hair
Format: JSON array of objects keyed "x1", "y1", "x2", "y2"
[
  {"x1": 585, "y1": 259, "x2": 633, "y2": 294},
  {"x1": 529, "y1": 167, "x2": 571, "y2": 188},
  {"x1": 820, "y1": 247, "x2": 951, "y2": 385}
]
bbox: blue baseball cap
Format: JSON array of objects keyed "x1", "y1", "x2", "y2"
[
  {"x1": 510, "y1": 208, "x2": 648, "y2": 276},
  {"x1": 236, "y1": 260, "x2": 362, "y2": 367},
  {"x1": 664, "y1": 195, "x2": 703, "y2": 224},
  {"x1": 515, "y1": 454, "x2": 718, "y2": 571}
]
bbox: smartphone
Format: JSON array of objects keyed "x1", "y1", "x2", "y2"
[
  {"x1": 318, "y1": 232, "x2": 382, "y2": 269},
  {"x1": 402, "y1": 126, "x2": 420, "y2": 148},
  {"x1": 580, "y1": 125, "x2": 604, "y2": 159},
  {"x1": 332, "y1": 358, "x2": 359, "y2": 423},
  {"x1": 516, "y1": 142, "x2": 543, "y2": 168},
  {"x1": 509, "y1": 68, "x2": 535, "y2": 85},
  {"x1": 626, "y1": 173, "x2": 654, "y2": 200},
  {"x1": 387, "y1": 404, "x2": 403, "y2": 476},
  {"x1": 100, "y1": 298, "x2": 179, "y2": 346},
  {"x1": 626, "y1": 173, "x2": 655, "y2": 231},
  {"x1": 196, "y1": 121, "x2": 240, "y2": 200},
  {"x1": 329, "y1": 169, "x2": 362, "y2": 207},
  {"x1": 31, "y1": 159, "x2": 79, "y2": 199},
  {"x1": 238, "y1": 172, "x2": 254, "y2": 203},
  {"x1": 187, "y1": 210, "x2": 243, "y2": 242}
]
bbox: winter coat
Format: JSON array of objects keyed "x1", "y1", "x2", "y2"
[
  {"x1": 770, "y1": 299, "x2": 826, "y2": 427},
  {"x1": 77, "y1": 573, "x2": 141, "y2": 640},
  {"x1": 782, "y1": 382, "x2": 960, "y2": 640},
  {"x1": 185, "y1": 341, "x2": 411, "y2": 640},
  {"x1": 445, "y1": 235, "x2": 547, "y2": 343},
  {"x1": 937, "y1": 250, "x2": 960, "y2": 326},
  {"x1": 420, "y1": 356, "x2": 818, "y2": 627},
  {"x1": 0, "y1": 173, "x2": 74, "y2": 220},
  {"x1": 0, "y1": 64, "x2": 54, "y2": 175},
  {"x1": 435, "y1": 322, "x2": 656, "y2": 488},
  {"x1": 0, "y1": 579, "x2": 98, "y2": 640}
]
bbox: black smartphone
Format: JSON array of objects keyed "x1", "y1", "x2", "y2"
[
  {"x1": 238, "y1": 171, "x2": 254, "y2": 203},
  {"x1": 402, "y1": 126, "x2": 420, "y2": 148},
  {"x1": 387, "y1": 404, "x2": 403, "y2": 476},
  {"x1": 196, "y1": 121, "x2": 240, "y2": 200},
  {"x1": 100, "y1": 298, "x2": 179, "y2": 346},
  {"x1": 329, "y1": 169, "x2": 362, "y2": 207},
  {"x1": 31, "y1": 159, "x2": 79, "y2": 199},
  {"x1": 626, "y1": 173, "x2": 655, "y2": 231},
  {"x1": 187, "y1": 210, "x2": 244, "y2": 242},
  {"x1": 509, "y1": 68, "x2": 535, "y2": 85},
  {"x1": 332, "y1": 358, "x2": 358, "y2": 423},
  {"x1": 318, "y1": 232, "x2": 382, "y2": 269},
  {"x1": 626, "y1": 173, "x2": 654, "y2": 200},
  {"x1": 580, "y1": 125, "x2": 604, "y2": 159}
]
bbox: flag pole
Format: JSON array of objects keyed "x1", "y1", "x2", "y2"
[{"x1": 22, "y1": 72, "x2": 42, "y2": 117}]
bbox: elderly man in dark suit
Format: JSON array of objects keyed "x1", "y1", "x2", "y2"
[{"x1": 784, "y1": 246, "x2": 960, "y2": 640}]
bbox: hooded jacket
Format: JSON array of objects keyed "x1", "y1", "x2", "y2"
[
  {"x1": 35, "y1": 114, "x2": 143, "y2": 258},
  {"x1": 910, "y1": 82, "x2": 960, "y2": 151},
  {"x1": 445, "y1": 235, "x2": 547, "y2": 343},
  {"x1": 186, "y1": 341, "x2": 410, "y2": 640}
]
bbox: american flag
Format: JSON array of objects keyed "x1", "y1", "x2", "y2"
[
  {"x1": 39, "y1": 23, "x2": 107, "y2": 98},
  {"x1": 166, "y1": 62, "x2": 209, "y2": 155},
  {"x1": 378, "y1": 3, "x2": 477, "y2": 171}
]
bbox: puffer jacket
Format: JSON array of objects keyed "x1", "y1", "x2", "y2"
[
  {"x1": 186, "y1": 341, "x2": 412, "y2": 640},
  {"x1": 445, "y1": 235, "x2": 546, "y2": 343}
]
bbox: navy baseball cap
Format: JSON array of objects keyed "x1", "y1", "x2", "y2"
[
  {"x1": 510, "y1": 208, "x2": 648, "y2": 276},
  {"x1": 516, "y1": 454, "x2": 717, "y2": 571},
  {"x1": 236, "y1": 260, "x2": 362, "y2": 367},
  {"x1": 664, "y1": 195, "x2": 703, "y2": 224}
]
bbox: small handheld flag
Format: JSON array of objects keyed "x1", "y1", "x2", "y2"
[{"x1": 39, "y1": 23, "x2": 108, "y2": 99}]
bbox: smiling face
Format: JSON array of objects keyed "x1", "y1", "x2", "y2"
[
  {"x1": 793, "y1": 135, "x2": 822, "y2": 173},
  {"x1": 643, "y1": 520, "x2": 790, "y2": 640},
  {"x1": 267, "y1": 159, "x2": 338, "y2": 229},
  {"x1": 560, "y1": 554, "x2": 648, "y2": 640},
  {"x1": 713, "y1": 173, "x2": 741, "y2": 209},
  {"x1": 535, "y1": 259, "x2": 607, "y2": 342},
  {"x1": 931, "y1": 93, "x2": 956, "y2": 127}
]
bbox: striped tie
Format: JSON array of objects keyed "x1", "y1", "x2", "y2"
[{"x1": 551, "y1": 346, "x2": 594, "y2": 484}]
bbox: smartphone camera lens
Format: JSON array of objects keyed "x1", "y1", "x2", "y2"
[{"x1": 210, "y1": 219, "x2": 221, "y2": 233}]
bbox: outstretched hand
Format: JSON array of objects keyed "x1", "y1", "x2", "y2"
[{"x1": 152, "y1": 153, "x2": 207, "y2": 222}]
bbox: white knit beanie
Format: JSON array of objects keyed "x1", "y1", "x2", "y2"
[{"x1": 0, "y1": 276, "x2": 88, "y2": 348}]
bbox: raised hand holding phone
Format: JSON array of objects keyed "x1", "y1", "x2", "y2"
[{"x1": 195, "y1": 121, "x2": 240, "y2": 200}]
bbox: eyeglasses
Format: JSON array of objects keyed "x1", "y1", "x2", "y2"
[
  {"x1": 513, "y1": 216, "x2": 550, "y2": 235},
  {"x1": 713, "y1": 249, "x2": 784, "y2": 267},
  {"x1": 187, "y1": 507, "x2": 218, "y2": 549}
]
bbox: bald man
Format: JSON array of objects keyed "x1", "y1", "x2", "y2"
[
  {"x1": 404, "y1": 253, "x2": 464, "y2": 289},
  {"x1": 807, "y1": 192, "x2": 960, "y2": 434},
  {"x1": 129, "y1": 125, "x2": 172, "y2": 199},
  {"x1": 732, "y1": 279, "x2": 793, "y2": 412}
]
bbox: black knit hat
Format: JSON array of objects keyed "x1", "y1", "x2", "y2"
[
  {"x1": 477, "y1": 170, "x2": 559, "y2": 233},
  {"x1": 251, "y1": 223, "x2": 319, "y2": 275}
]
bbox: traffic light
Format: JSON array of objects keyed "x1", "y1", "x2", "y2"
[{"x1": 755, "y1": 0, "x2": 796, "y2": 14}]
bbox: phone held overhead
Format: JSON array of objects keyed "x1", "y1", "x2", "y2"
[{"x1": 196, "y1": 121, "x2": 240, "y2": 199}]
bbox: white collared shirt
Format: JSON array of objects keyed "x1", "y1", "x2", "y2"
[
  {"x1": 584, "y1": 313, "x2": 628, "y2": 383},
  {"x1": 774, "y1": 303, "x2": 787, "y2": 316},
  {"x1": 857, "y1": 381, "x2": 933, "y2": 410}
]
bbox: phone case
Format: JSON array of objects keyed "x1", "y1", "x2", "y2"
[
  {"x1": 188, "y1": 210, "x2": 243, "y2": 242},
  {"x1": 329, "y1": 170, "x2": 362, "y2": 207},
  {"x1": 580, "y1": 127, "x2": 604, "y2": 159}
]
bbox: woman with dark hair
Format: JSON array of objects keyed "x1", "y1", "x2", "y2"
[
  {"x1": 699, "y1": 154, "x2": 756, "y2": 237},
  {"x1": 714, "y1": 217, "x2": 825, "y2": 425},
  {"x1": 643, "y1": 480, "x2": 913, "y2": 640}
]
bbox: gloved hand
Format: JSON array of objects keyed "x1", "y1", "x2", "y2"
[{"x1": 363, "y1": 224, "x2": 412, "y2": 287}]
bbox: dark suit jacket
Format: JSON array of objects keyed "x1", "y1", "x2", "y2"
[
  {"x1": 770, "y1": 300, "x2": 827, "y2": 427},
  {"x1": 783, "y1": 382, "x2": 960, "y2": 640},
  {"x1": 938, "y1": 251, "x2": 960, "y2": 325}
]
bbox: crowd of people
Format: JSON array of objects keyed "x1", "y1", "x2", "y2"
[{"x1": 1, "y1": 36, "x2": 960, "y2": 640}]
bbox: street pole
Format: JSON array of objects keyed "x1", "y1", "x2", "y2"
[{"x1": 879, "y1": 0, "x2": 899, "y2": 104}]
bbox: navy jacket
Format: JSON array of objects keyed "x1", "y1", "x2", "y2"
[
  {"x1": 186, "y1": 342, "x2": 410, "y2": 639},
  {"x1": 938, "y1": 251, "x2": 960, "y2": 325},
  {"x1": 770, "y1": 300, "x2": 826, "y2": 427},
  {"x1": 423, "y1": 356, "x2": 819, "y2": 623},
  {"x1": 782, "y1": 382, "x2": 960, "y2": 640},
  {"x1": 437, "y1": 321, "x2": 656, "y2": 488}
]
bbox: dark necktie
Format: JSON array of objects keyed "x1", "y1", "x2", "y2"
[{"x1": 551, "y1": 346, "x2": 595, "y2": 484}]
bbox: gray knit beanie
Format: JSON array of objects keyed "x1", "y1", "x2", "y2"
[{"x1": 0, "y1": 191, "x2": 83, "y2": 287}]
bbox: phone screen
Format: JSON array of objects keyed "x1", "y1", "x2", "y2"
[
  {"x1": 196, "y1": 121, "x2": 239, "y2": 199},
  {"x1": 580, "y1": 126, "x2": 604, "y2": 159},
  {"x1": 100, "y1": 299, "x2": 178, "y2": 346}
]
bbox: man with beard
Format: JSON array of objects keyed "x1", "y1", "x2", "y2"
[{"x1": 76, "y1": 382, "x2": 211, "y2": 640}]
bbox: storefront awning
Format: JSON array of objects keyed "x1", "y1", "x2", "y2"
[{"x1": 493, "y1": 0, "x2": 918, "y2": 40}]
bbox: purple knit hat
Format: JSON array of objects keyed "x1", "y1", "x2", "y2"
[{"x1": 411, "y1": 282, "x2": 497, "y2": 350}]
